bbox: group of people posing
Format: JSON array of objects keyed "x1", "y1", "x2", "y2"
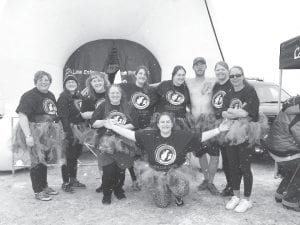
[{"x1": 15, "y1": 56, "x2": 265, "y2": 213}]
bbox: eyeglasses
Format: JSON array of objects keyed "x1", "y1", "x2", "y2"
[{"x1": 229, "y1": 74, "x2": 243, "y2": 79}]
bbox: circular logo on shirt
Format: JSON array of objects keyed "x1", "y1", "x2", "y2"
[
  {"x1": 42, "y1": 98, "x2": 57, "y2": 115},
  {"x1": 212, "y1": 90, "x2": 226, "y2": 109},
  {"x1": 166, "y1": 90, "x2": 185, "y2": 106},
  {"x1": 108, "y1": 111, "x2": 127, "y2": 125},
  {"x1": 229, "y1": 98, "x2": 243, "y2": 109},
  {"x1": 131, "y1": 92, "x2": 150, "y2": 110},
  {"x1": 155, "y1": 144, "x2": 176, "y2": 165},
  {"x1": 95, "y1": 98, "x2": 105, "y2": 109}
]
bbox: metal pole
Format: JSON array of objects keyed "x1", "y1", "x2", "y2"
[{"x1": 204, "y1": 0, "x2": 225, "y2": 61}]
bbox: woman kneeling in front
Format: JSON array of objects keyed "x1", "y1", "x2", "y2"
[{"x1": 103, "y1": 112, "x2": 230, "y2": 208}]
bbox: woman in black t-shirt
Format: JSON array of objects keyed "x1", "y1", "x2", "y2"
[
  {"x1": 222, "y1": 66, "x2": 260, "y2": 213},
  {"x1": 14, "y1": 71, "x2": 62, "y2": 201},
  {"x1": 91, "y1": 84, "x2": 135, "y2": 205},
  {"x1": 80, "y1": 71, "x2": 111, "y2": 192},
  {"x1": 81, "y1": 71, "x2": 111, "y2": 120},
  {"x1": 154, "y1": 65, "x2": 190, "y2": 130},
  {"x1": 120, "y1": 65, "x2": 156, "y2": 129},
  {"x1": 103, "y1": 112, "x2": 230, "y2": 208},
  {"x1": 120, "y1": 65, "x2": 156, "y2": 191}
]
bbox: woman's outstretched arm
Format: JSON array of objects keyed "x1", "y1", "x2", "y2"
[
  {"x1": 104, "y1": 120, "x2": 136, "y2": 141},
  {"x1": 201, "y1": 119, "x2": 231, "y2": 142}
]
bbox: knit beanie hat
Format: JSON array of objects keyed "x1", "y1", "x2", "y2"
[{"x1": 63, "y1": 74, "x2": 78, "y2": 87}]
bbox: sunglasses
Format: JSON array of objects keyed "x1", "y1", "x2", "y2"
[{"x1": 229, "y1": 74, "x2": 243, "y2": 79}]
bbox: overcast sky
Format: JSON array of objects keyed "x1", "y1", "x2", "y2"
[{"x1": 210, "y1": 0, "x2": 300, "y2": 95}]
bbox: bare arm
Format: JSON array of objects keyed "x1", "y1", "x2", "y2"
[
  {"x1": 104, "y1": 120, "x2": 136, "y2": 141},
  {"x1": 81, "y1": 111, "x2": 93, "y2": 120},
  {"x1": 121, "y1": 123, "x2": 135, "y2": 130},
  {"x1": 202, "y1": 128, "x2": 221, "y2": 142},
  {"x1": 201, "y1": 120, "x2": 231, "y2": 142},
  {"x1": 92, "y1": 119, "x2": 106, "y2": 128},
  {"x1": 18, "y1": 113, "x2": 34, "y2": 147}
]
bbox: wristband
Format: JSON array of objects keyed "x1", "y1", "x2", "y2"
[{"x1": 217, "y1": 127, "x2": 221, "y2": 133}]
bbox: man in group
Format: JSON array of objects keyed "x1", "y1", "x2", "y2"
[{"x1": 186, "y1": 57, "x2": 219, "y2": 195}]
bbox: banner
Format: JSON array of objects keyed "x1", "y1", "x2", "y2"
[{"x1": 280, "y1": 36, "x2": 300, "y2": 69}]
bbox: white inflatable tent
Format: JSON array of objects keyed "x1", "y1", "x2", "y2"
[{"x1": 0, "y1": 0, "x2": 222, "y2": 170}]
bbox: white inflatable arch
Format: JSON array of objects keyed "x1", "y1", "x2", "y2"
[{"x1": 0, "y1": 0, "x2": 221, "y2": 170}]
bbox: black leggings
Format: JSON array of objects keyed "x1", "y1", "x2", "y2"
[
  {"x1": 61, "y1": 142, "x2": 83, "y2": 183},
  {"x1": 226, "y1": 143, "x2": 253, "y2": 197},
  {"x1": 30, "y1": 163, "x2": 48, "y2": 193},
  {"x1": 220, "y1": 145, "x2": 231, "y2": 188},
  {"x1": 102, "y1": 162, "x2": 125, "y2": 197}
]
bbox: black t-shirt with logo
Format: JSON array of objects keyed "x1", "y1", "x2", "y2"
[
  {"x1": 91, "y1": 101, "x2": 134, "y2": 168},
  {"x1": 80, "y1": 92, "x2": 106, "y2": 113},
  {"x1": 222, "y1": 83, "x2": 259, "y2": 122},
  {"x1": 135, "y1": 129, "x2": 201, "y2": 171},
  {"x1": 57, "y1": 91, "x2": 84, "y2": 135},
  {"x1": 120, "y1": 83, "x2": 156, "y2": 129},
  {"x1": 91, "y1": 101, "x2": 131, "y2": 128},
  {"x1": 155, "y1": 80, "x2": 190, "y2": 118},
  {"x1": 211, "y1": 79, "x2": 233, "y2": 119},
  {"x1": 16, "y1": 87, "x2": 58, "y2": 122}
]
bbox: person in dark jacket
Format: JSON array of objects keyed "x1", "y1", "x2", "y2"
[
  {"x1": 266, "y1": 97, "x2": 300, "y2": 211},
  {"x1": 57, "y1": 74, "x2": 86, "y2": 192}
]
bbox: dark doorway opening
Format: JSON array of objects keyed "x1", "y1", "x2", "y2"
[{"x1": 63, "y1": 39, "x2": 161, "y2": 90}]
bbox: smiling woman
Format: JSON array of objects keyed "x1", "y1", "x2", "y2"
[
  {"x1": 102, "y1": 111, "x2": 230, "y2": 208},
  {"x1": 13, "y1": 70, "x2": 64, "y2": 201}
]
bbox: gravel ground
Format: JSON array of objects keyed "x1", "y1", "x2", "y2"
[{"x1": 0, "y1": 156, "x2": 299, "y2": 225}]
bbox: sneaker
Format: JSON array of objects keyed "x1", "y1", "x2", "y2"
[
  {"x1": 43, "y1": 186, "x2": 59, "y2": 195},
  {"x1": 35, "y1": 192, "x2": 52, "y2": 201},
  {"x1": 131, "y1": 180, "x2": 141, "y2": 191},
  {"x1": 102, "y1": 195, "x2": 111, "y2": 205},
  {"x1": 234, "y1": 199, "x2": 252, "y2": 213},
  {"x1": 221, "y1": 185, "x2": 234, "y2": 197},
  {"x1": 226, "y1": 196, "x2": 240, "y2": 210},
  {"x1": 69, "y1": 178, "x2": 86, "y2": 189},
  {"x1": 275, "y1": 196, "x2": 282, "y2": 203},
  {"x1": 62, "y1": 182, "x2": 75, "y2": 193},
  {"x1": 275, "y1": 192, "x2": 283, "y2": 203},
  {"x1": 95, "y1": 185, "x2": 103, "y2": 193},
  {"x1": 114, "y1": 192, "x2": 126, "y2": 200},
  {"x1": 175, "y1": 196, "x2": 184, "y2": 206},
  {"x1": 207, "y1": 183, "x2": 220, "y2": 195},
  {"x1": 197, "y1": 179, "x2": 209, "y2": 191}
]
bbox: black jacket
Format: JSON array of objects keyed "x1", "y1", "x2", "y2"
[{"x1": 57, "y1": 90, "x2": 84, "y2": 138}]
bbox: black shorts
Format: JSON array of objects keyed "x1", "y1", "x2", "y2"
[{"x1": 194, "y1": 143, "x2": 220, "y2": 157}]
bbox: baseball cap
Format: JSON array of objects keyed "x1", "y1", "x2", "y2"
[{"x1": 193, "y1": 57, "x2": 206, "y2": 66}]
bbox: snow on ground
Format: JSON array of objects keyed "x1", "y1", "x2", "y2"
[{"x1": 0, "y1": 156, "x2": 299, "y2": 225}]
